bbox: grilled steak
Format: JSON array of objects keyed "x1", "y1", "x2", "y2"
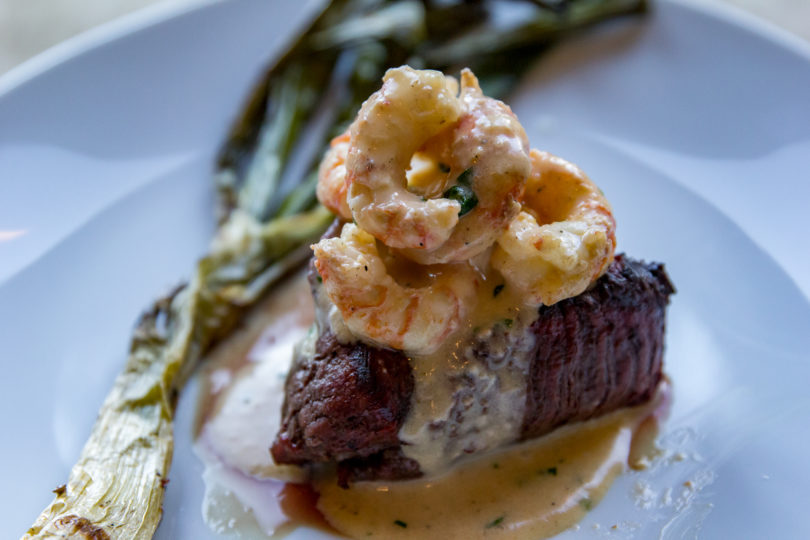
[
  {"x1": 271, "y1": 330, "x2": 412, "y2": 465},
  {"x1": 271, "y1": 253, "x2": 674, "y2": 484},
  {"x1": 521, "y1": 255, "x2": 673, "y2": 440}
]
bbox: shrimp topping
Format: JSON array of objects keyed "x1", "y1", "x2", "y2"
[
  {"x1": 316, "y1": 131, "x2": 353, "y2": 220},
  {"x1": 492, "y1": 150, "x2": 616, "y2": 307},
  {"x1": 313, "y1": 67, "x2": 615, "y2": 352},
  {"x1": 313, "y1": 223, "x2": 478, "y2": 355},
  {"x1": 345, "y1": 66, "x2": 531, "y2": 264}
]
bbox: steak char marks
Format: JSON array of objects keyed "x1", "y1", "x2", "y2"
[
  {"x1": 272, "y1": 253, "x2": 674, "y2": 484},
  {"x1": 522, "y1": 256, "x2": 673, "y2": 440},
  {"x1": 271, "y1": 331, "x2": 412, "y2": 465}
]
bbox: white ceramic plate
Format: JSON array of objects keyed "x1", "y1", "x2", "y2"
[{"x1": 1, "y1": 0, "x2": 809, "y2": 538}]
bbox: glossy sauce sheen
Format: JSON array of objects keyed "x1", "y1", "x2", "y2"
[
  {"x1": 398, "y1": 259, "x2": 538, "y2": 474},
  {"x1": 317, "y1": 386, "x2": 667, "y2": 540},
  {"x1": 196, "y1": 270, "x2": 668, "y2": 539},
  {"x1": 194, "y1": 271, "x2": 314, "y2": 536}
]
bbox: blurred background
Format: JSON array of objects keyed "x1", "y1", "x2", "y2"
[{"x1": 0, "y1": 0, "x2": 808, "y2": 77}]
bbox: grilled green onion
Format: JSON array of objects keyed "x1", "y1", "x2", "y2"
[{"x1": 25, "y1": 1, "x2": 648, "y2": 537}]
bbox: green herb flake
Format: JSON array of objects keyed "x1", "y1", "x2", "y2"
[
  {"x1": 579, "y1": 498, "x2": 593, "y2": 511},
  {"x1": 438, "y1": 162, "x2": 451, "y2": 173},
  {"x1": 492, "y1": 462, "x2": 500, "y2": 469},
  {"x1": 493, "y1": 284, "x2": 504, "y2": 297},
  {"x1": 443, "y1": 184, "x2": 478, "y2": 216},
  {"x1": 485, "y1": 516, "x2": 505, "y2": 529},
  {"x1": 394, "y1": 520, "x2": 408, "y2": 528},
  {"x1": 316, "y1": 275, "x2": 323, "y2": 283},
  {"x1": 457, "y1": 167, "x2": 474, "y2": 186},
  {"x1": 547, "y1": 466, "x2": 557, "y2": 476},
  {"x1": 502, "y1": 318, "x2": 513, "y2": 329}
]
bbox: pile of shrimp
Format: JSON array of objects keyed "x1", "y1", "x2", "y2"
[{"x1": 313, "y1": 66, "x2": 615, "y2": 355}]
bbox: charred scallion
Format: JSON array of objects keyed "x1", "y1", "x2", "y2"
[{"x1": 25, "y1": 1, "x2": 647, "y2": 538}]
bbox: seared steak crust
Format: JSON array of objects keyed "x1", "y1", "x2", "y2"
[
  {"x1": 272, "y1": 254, "x2": 674, "y2": 481},
  {"x1": 337, "y1": 448, "x2": 422, "y2": 486},
  {"x1": 271, "y1": 331, "x2": 414, "y2": 465},
  {"x1": 521, "y1": 254, "x2": 674, "y2": 439}
]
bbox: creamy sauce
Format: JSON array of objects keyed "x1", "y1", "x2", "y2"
[
  {"x1": 399, "y1": 266, "x2": 539, "y2": 474},
  {"x1": 312, "y1": 234, "x2": 545, "y2": 475},
  {"x1": 194, "y1": 270, "x2": 315, "y2": 537},
  {"x1": 193, "y1": 267, "x2": 672, "y2": 540},
  {"x1": 317, "y1": 384, "x2": 669, "y2": 540}
]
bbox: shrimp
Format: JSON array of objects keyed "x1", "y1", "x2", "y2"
[
  {"x1": 346, "y1": 66, "x2": 531, "y2": 265},
  {"x1": 491, "y1": 149, "x2": 616, "y2": 307},
  {"x1": 312, "y1": 223, "x2": 479, "y2": 355},
  {"x1": 316, "y1": 131, "x2": 353, "y2": 220}
]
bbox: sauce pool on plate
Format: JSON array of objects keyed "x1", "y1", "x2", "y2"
[
  {"x1": 192, "y1": 271, "x2": 670, "y2": 539},
  {"x1": 315, "y1": 384, "x2": 669, "y2": 540}
]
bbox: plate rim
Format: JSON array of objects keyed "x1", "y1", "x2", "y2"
[
  {"x1": 0, "y1": 0, "x2": 222, "y2": 99},
  {"x1": 2, "y1": 0, "x2": 810, "y2": 537},
  {"x1": 1, "y1": 0, "x2": 809, "y2": 103}
]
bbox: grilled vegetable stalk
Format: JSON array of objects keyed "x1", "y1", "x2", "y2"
[
  {"x1": 23, "y1": 207, "x2": 332, "y2": 540},
  {"x1": 213, "y1": 0, "x2": 398, "y2": 224},
  {"x1": 24, "y1": 0, "x2": 648, "y2": 537},
  {"x1": 422, "y1": 0, "x2": 648, "y2": 68},
  {"x1": 215, "y1": 0, "x2": 648, "y2": 224},
  {"x1": 214, "y1": 0, "x2": 428, "y2": 225}
]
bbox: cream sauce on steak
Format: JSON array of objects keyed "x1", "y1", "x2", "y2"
[
  {"x1": 398, "y1": 261, "x2": 539, "y2": 475},
  {"x1": 317, "y1": 386, "x2": 668, "y2": 539},
  {"x1": 194, "y1": 269, "x2": 669, "y2": 539}
]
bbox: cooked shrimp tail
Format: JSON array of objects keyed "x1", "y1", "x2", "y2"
[
  {"x1": 313, "y1": 223, "x2": 479, "y2": 354},
  {"x1": 343, "y1": 66, "x2": 531, "y2": 264},
  {"x1": 492, "y1": 149, "x2": 616, "y2": 307},
  {"x1": 316, "y1": 131, "x2": 353, "y2": 220}
]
